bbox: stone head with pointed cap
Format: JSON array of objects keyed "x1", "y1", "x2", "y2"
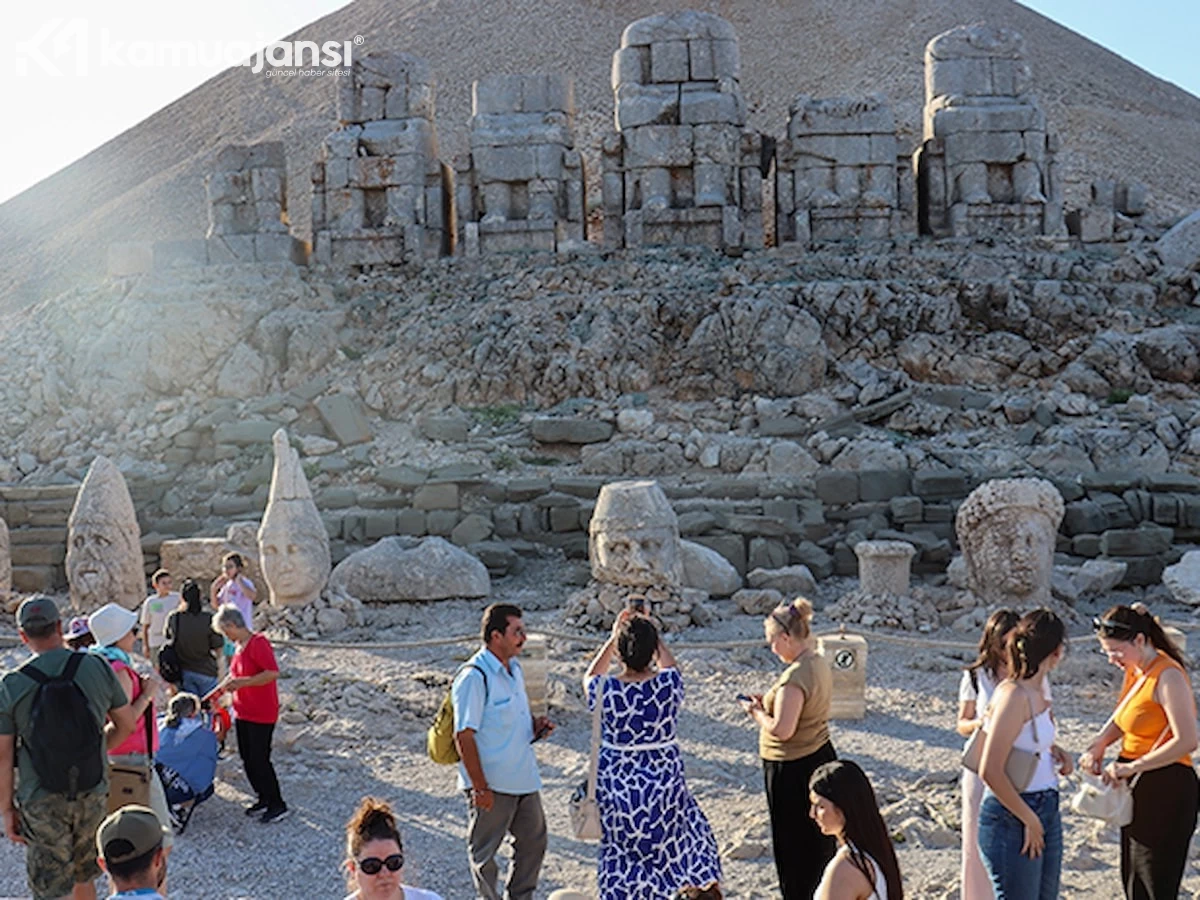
[
  {"x1": 257, "y1": 429, "x2": 331, "y2": 607},
  {"x1": 66, "y1": 456, "x2": 144, "y2": 611}
]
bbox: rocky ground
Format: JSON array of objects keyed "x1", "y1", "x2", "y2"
[{"x1": 3, "y1": 557, "x2": 1200, "y2": 899}]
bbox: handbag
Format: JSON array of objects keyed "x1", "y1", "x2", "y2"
[
  {"x1": 568, "y1": 677, "x2": 603, "y2": 842},
  {"x1": 961, "y1": 684, "x2": 1041, "y2": 791},
  {"x1": 1069, "y1": 673, "x2": 1166, "y2": 827},
  {"x1": 157, "y1": 644, "x2": 182, "y2": 685},
  {"x1": 107, "y1": 681, "x2": 156, "y2": 815}
]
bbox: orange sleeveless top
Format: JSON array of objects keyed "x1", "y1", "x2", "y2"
[{"x1": 1114, "y1": 651, "x2": 1192, "y2": 766}]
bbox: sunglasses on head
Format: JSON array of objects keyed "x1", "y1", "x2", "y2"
[
  {"x1": 1092, "y1": 617, "x2": 1135, "y2": 637},
  {"x1": 357, "y1": 853, "x2": 403, "y2": 875}
]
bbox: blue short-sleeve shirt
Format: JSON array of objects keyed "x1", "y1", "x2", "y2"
[{"x1": 451, "y1": 648, "x2": 540, "y2": 795}]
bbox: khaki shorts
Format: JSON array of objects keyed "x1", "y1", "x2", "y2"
[{"x1": 18, "y1": 791, "x2": 107, "y2": 900}]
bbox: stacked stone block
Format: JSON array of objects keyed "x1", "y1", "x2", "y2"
[
  {"x1": 454, "y1": 74, "x2": 586, "y2": 255},
  {"x1": 776, "y1": 96, "x2": 908, "y2": 244},
  {"x1": 601, "y1": 11, "x2": 763, "y2": 251},
  {"x1": 205, "y1": 142, "x2": 308, "y2": 264},
  {"x1": 915, "y1": 24, "x2": 1063, "y2": 238},
  {"x1": 311, "y1": 52, "x2": 453, "y2": 265}
]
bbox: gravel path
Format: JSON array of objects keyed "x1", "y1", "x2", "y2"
[{"x1": 2, "y1": 562, "x2": 1199, "y2": 899}]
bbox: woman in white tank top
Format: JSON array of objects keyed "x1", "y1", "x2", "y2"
[{"x1": 809, "y1": 760, "x2": 902, "y2": 900}]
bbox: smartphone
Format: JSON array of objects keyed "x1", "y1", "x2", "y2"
[
  {"x1": 627, "y1": 595, "x2": 647, "y2": 613},
  {"x1": 736, "y1": 693, "x2": 752, "y2": 702}
]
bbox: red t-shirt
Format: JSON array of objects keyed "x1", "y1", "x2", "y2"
[{"x1": 230, "y1": 633, "x2": 279, "y2": 724}]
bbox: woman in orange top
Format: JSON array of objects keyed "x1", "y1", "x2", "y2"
[{"x1": 1081, "y1": 604, "x2": 1198, "y2": 900}]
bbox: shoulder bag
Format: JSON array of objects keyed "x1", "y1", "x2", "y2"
[
  {"x1": 568, "y1": 677, "x2": 603, "y2": 842},
  {"x1": 961, "y1": 683, "x2": 1041, "y2": 791},
  {"x1": 107, "y1": 675, "x2": 157, "y2": 814}
]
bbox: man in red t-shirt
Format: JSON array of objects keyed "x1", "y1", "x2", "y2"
[{"x1": 213, "y1": 604, "x2": 288, "y2": 824}]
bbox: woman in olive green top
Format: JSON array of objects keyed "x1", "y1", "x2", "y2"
[{"x1": 743, "y1": 597, "x2": 836, "y2": 900}]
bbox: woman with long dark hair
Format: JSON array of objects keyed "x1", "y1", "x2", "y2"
[
  {"x1": 1082, "y1": 604, "x2": 1198, "y2": 899},
  {"x1": 956, "y1": 609, "x2": 1018, "y2": 900},
  {"x1": 744, "y1": 597, "x2": 836, "y2": 899},
  {"x1": 977, "y1": 610, "x2": 1071, "y2": 899},
  {"x1": 165, "y1": 579, "x2": 225, "y2": 698},
  {"x1": 809, "y1": 759, "x2": 902, "y2": 899}
]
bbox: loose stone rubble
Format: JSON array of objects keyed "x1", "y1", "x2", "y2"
[
  {"x1": 455, "y1": 74, "x2": 586, "y2": 254},
  {"x1": 311, "y1": 52, "x2": 452, "y2": 265},
  {"x1": 65, "y1": 456, "x2": 144, "y2": 612},
  {"x1": 258, "y1": 428, "x2": 331, "y2": 607}
]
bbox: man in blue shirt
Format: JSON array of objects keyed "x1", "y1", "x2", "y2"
[{"x1": 453, "y1": 603, "x2": 555, "y2": 900}]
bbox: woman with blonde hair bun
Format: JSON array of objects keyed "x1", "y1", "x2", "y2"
[
  {"x1": 743, "y1": 597, "x2": 836, "y2": 899},
  {"x1": 343, "y1": 796, "x2": 443, "y2": 900}
]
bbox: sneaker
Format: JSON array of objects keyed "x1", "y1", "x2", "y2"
[
  {"x1": 260, "y1": 806, "x2": 291, "y2": 825},
  {"x1": 244, "y1": 801, "x2": 268, "y2": 817}
]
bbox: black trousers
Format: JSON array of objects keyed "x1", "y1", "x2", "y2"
[
  {"x1": 1120, "y1": 759, "x2": 1199, "y2": 899},
  {"x1": 763, "y1": 741, "x2": 837, "y2": 900},
  {"x1": 236, "y1": 719, "x2": 284, "y2": 809}
]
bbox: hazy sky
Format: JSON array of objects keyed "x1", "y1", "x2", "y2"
[{"x1": 0, "y1": 1, "x2": 1196, "y2": 205}]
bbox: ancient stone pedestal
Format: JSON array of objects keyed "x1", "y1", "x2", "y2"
[
  {"x1": 601, "y1": 11, "x2": 763, "y2": 252},
  {"x1": 915, "y1": 24, "x2": 1062, "y2": 238},
  {"x1": 853, "y1": 540, "x2": 915, "y2": 595},
  {"x1": 818, "y1": 630, "x2": 867, "y2": 719},
  {"x1": 454, "y1": 74, "x2": 586, "y2": 255},
  {"x1": 258, "y1": 429, "x2": 331, "y2": 607},
  {"x1": 66, "y1": 457, "x2": 144, "y2": 611},
  {"x1": 312, "y1": 52, "x2": 453, "y2": 265},
  {"x1": 522, "y1": 633, "x2": 548, "y2": 718},
  {"x1": 776, "y1": 96, "x2": 908, "y2": 244},
  {"x1": 955, "y1": 477, "x2": 1064, "y2": 609},
  {"x1": 206, "y1": 142, "x2": 308, "y2": 265}
]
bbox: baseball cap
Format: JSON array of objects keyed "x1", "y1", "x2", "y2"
[
  {"x1": 65, "y1": 616, "x2": 92, "y2": 640},
  {"x1": 96, "y1": 805, "x2": 167, "y2": 864},
  {"x1": 16, "y1": 596, "x2": 60, "y2": 631}
]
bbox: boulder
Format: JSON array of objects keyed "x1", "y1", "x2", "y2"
[
  {"x1": 1154, "y1": 209, "x2": 1200, "y2": 268},
  {"x1": 1163, "y1": 550, "x2": 1200, "y2": 606},
  {"x1": 733, "y1": 588, "x2": 784, "y2": 615},
  {"x1": 531, "y1": 416, "x2": 614, "y2": 444},
  {"x1": 746, "y1": 565, "x2": 816, "y2": 598},
  {"x1": 329, "y1": 536, "x2": 490, "y2": 601},
  {"x1": 1073, "y1": 559, "x2": 1127, "y2": 598},
  {"x1": 680, "y1": 540, "x2": 742, "y2": 597}
]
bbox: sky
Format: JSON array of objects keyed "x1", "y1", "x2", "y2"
[{"x1": 0, "y1": 1, "x2": 1196, "y2": 206}]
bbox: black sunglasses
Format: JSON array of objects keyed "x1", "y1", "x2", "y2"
[
  {"x1": 1092, "y1": 617, "x2": 1135, "y2": 637},
  {"x1": 357, "y1": 853, "x2": 403, "y2": 875}
]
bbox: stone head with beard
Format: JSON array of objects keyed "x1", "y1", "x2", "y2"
[{"x1": 67, "y1": 456, "x2": 144, "y2": 611}]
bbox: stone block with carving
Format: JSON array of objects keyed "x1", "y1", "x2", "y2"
[
  {"x1": 66, "y1": 456, "x2": 144, "y2": 612},
  {"x1": 954, "y1": 477, "x2": 1064, "y2": 609},
  {"x1": 312, "y1": 51, "x2": 453, "y2": 265},
  {"x1": 601, "y1": 11, "x2": 762, "y2": 251},
  {"x1": 915, "y1": 25, "x2": 1063, "y2": 238},
  {"x1": 258, "y1": 429, "x2": 331, "y2": 607},
  {"x1": 454, "y1": 74, "x2": 586, "y2": 255},
  {"x1": 776, "y1": 96, "x2": 906, "y2": 244}
]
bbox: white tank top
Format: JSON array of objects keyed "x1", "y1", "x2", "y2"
[{"x1": 815, "y1": 844, "x2": 889, "y2": 900}]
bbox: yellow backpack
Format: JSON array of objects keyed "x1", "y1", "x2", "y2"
[{"x1": 427, "y1": 663, "x2": 487, "y2": 764}]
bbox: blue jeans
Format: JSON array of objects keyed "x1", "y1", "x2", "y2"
[
  {"x1": 181, "y1": 669, "x2": 219, "y2": 698},
  {"x1": 978, "y1": 789, "x2": 1061, "y2": 900}
]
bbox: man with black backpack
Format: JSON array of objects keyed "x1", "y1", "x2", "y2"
[{"x1": 0, "y1": 596, "x2": 137, "y2": 900}]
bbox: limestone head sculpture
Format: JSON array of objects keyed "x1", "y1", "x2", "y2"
[
  {"x1": 257, "y1": 429, "x2": 331, "y2": 607},
  {"x1": 589, "y1": 480, "x2": 682, "y2": 587}
]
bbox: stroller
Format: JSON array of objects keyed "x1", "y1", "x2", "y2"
[{"x1": 155, "y1": 710, "x2": 219, "y2": 834}]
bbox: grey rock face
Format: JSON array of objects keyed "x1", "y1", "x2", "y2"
[{"x1": 329, "y1": 536, "x2": 490, "y2": 601}]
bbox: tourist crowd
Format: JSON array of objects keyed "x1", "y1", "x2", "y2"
[{"x1": 1, "y1": 571, "x2": 1197, "y2": 899}]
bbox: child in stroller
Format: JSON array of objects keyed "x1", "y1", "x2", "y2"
[{"x1": 155, "y1": 692, "x2": 219, "y2": 833}]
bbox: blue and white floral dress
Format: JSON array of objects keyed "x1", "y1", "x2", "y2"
[{"x1": 586, "y1": 668, "x2": 722, "y2": 899}]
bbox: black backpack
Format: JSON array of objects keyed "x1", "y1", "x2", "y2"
[{"x1": 19, "y1": 653, "x2": 105, "y2": 800}]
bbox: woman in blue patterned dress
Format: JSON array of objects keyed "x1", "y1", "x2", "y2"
[{"x1": 584, "y1": 606, "x2": 722, "y2": 900}]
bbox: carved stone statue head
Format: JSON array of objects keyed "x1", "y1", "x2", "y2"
[
  {"x1": 257, "y1": 429, "x2": 331, "y2": 607},
  {"x1": 66, "y1": 456, "x2": 144, "y2": 611},
  {"x1": 955, "y1": 477, "x2": 1064, "y2": 607},
  {"x1": 589, "y1": 480, "x2": 682, "y2": 587}
]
